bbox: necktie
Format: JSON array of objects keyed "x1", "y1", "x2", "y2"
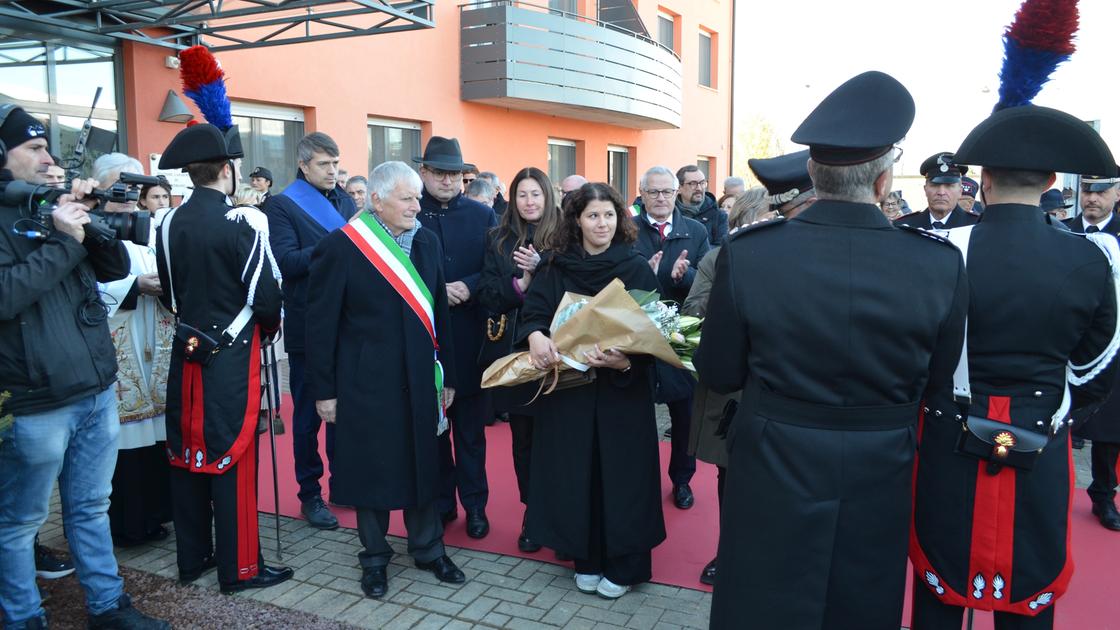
[
  {"x1": 931, "y1": 221, "x2": 946, "y2": 230},
  {"x1": 1087, "y1": 225, "x2": 1100, "y2": 234},
  {"x1": 657, "y1": 222, "x2": 670, "y2": 242}
]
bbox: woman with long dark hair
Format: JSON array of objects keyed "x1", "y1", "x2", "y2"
[
  {"x1": 477, "y1": 167, "x2": 560, "y2": 553},
  {"x1": 518, "y1": 183, "x2": 665, "y2": 599}
]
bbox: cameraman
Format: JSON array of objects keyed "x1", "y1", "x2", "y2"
[{"x1": 0, "y1": 107, "x2": 169, "y2": 629}]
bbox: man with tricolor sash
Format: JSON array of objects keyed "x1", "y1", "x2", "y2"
[
  {"x1": 262, "y1": 132, "x2": 356, "y2": 530},
  {"x1": 307, "y1": 161, "x2": 465, "y2": 599}
]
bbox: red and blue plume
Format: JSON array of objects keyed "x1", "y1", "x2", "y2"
[
  {"x1": 995, "y1": 0, "x2": 1079, "y2": 111},
  {"x1": 178, "y1": 45, "x2": 232, "y2": 130}
]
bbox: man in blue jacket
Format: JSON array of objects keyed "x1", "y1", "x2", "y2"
[
  {"x1": 263, "y1": 132, "x2": 356, "y2": 530},
  {"x1": 675, "y1": 164, "x2": 727, "y2": 247},
  {"x1": 415, "y1": 137, "x2": 497, "y2": 538}
]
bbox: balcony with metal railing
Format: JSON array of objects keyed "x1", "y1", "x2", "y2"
[{"x1": 459, "y1": 1, "x2": 683, "y2": 130}]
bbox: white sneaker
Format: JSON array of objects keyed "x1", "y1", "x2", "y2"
[
  {"x1": 575, "y1": 573, "x2": 602, "y2": 593},
  {"x1": 596, "y1": 576, "x2": 631, "y2": 599}
]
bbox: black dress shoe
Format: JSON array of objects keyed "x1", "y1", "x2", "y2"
[
  {"x1": 219, "y1": 564, "x2": 294, "y2": 593},
  {"x1": 178, "y1": 555, "x2": 216, "y2": 585},
  {"x1": 360, "y1": 566, "x2": 388, "y2": 598},
  {"x1": 518, "y1": 527, "x2": 542, "y2": 553},
  {"x1": 415, "y1": 555, "x2": 466, "y2": 583},
  {"x1": 1092, "y1": 500, "x2": 1120, "y2": 531},
  {"x1": 441, "y1": 508, "x2": 458, "y2": 524},
  {"x1": 699, "y1": 557, "x2": 717, "y2": 585},
  {"x1": 673, "y1": 483, "x2": 695, "y2": 510},
  {"x1": 466, "y1": 507, "x2": 490, "y2": 539},
  {"x1": 301, "y1": 497, "x2": 339, "y2": 530}
]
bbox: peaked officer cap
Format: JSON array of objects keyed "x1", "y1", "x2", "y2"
[
  {"x1": 792, "y1": 71, "x2": 915, "y2": 166},
  {"x1": 159, "y1": 123, "x2": 244, "y2": 170},
  {"x1": 748, "y1": 150, "x2": 813, "y2": 196},
  {"x1": 1081, "y1": 165, "x2": 1120, "y2": 193},
  {"x1": 920, "y1": 152, "x2": 967, "y2": 184},
  {"x1": 954, "y1": 105, "x2": 1115, "y2": 176}
]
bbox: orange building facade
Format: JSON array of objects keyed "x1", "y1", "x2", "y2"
[{"x1": 2, "y1": 1, "x2": 733, "y2": 199}]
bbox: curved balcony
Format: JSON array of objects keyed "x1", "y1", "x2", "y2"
[{"x1": 459, "y1": 1, "x2": 683, "y2": 130}]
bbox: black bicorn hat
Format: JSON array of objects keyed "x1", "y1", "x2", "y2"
[
  {"x1": 748, "y1": 150, "x2": 813, "y2": 197},
  {"x1": 1081, "y1": 165, "x2": 1120, "y2": 193},
  {"x1": 412, "y1": 136, "x2": 472, "y2": 171},
  {"x1": 791, "y1": 71, "x2": 915, "y2": 166},
  {"x1": 158, "y1": 123, "x2": 244, "y2": 170},
  {"x1": 919, "y1": 152, "x2": 967, "y2": 184},
  {"x1": 954, "y1": 105, "x2": 1116, "y2": 176},
  {"x1": 1039, "y1": 188, "x2": 1072, "y2": 211},
  {"x1": 249, "y1": 166, "x2": 273, "y2": 183}
]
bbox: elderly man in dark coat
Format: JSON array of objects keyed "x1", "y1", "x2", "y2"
[
  {"x1": 414, "y1": 137, "x2": 498, "y2": 538},
  {"x1": 307, "y1": 161, "x2": 465, "y2": 599}
]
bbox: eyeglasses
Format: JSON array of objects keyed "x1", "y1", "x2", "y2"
[
  {"x1": 882, "y1": 201, "x2": 900, "y2": 208},
  {"x1": 682, "y1": 180, "x2": 707, "y2": 188},
  {"x1": 892, "y1": 146, "x2": 904, "y2": 164},
  {"x1": 643, "y1": 189, "x2": 677, "y2": 198},
  {"x1": 424, "y1": 167, "x2": 463, "y2": 181}
]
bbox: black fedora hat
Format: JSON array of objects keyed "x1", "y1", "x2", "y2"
[
  {"x1": 1039, "y1": 189, "x2": 1072, "y2": 212},
  {"x1": 413, "y1": 136, "x2": 472, "y2": 171}
]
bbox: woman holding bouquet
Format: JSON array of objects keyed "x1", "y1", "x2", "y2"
[
  {"x1": 477, "y1": 167, "x2": 560, "y2": 553},
  {"x1": 518, "y1": 183, "x2": 665, "y2": 599}
]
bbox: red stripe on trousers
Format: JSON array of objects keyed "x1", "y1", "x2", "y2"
[
  {"x1": 965, "y1": 395, "x2": 1016, "y2": 609},
  {"x1": 180, "y1": 362, "x2": 203, "y2": 465},
  {"x1": 235, "y1": 440, "x2": 259, "y2": 580}
]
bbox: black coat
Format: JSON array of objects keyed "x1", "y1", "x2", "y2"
[
  {"x1": 913, "y1": 204, "x2": 1117, "y2": 617},
  {"x1": 1066, "y1": 212, "x2": 1120, "y2": 441},
  {"x1": 477, "y1": 227, "x2": 537, "y2": 412},
  {"x1": 695, "y1": 201, "x2": 968, "y2": 629},
  {"x1": 156, "y1": 189, "x2": 283, "y2": 473},
  {"x1": 675, "y1": 191, "x2": 728, "y2": 246},
  {"x1": 261, "y1": 172, "x2": 356, "y2": 353},
  {"x1": 632, "y1": 208, "x2": 710, "y2": 402},
  {"x1": 305, "y1": 225, "x2": 457, "y2": 510},
  {"x1": 893, "y1": 205, "x2": 979, "y2": 229},
  {"x1": 517, "y1": 243, "x2": 666, "y2": 560},
  {"x1": 419, "y1": 190, "x2": 497, "y2": 395}
]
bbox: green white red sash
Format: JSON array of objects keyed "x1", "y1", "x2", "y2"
[{"x1": 342, "y1": 213, "x2": 446, "y2": 426}]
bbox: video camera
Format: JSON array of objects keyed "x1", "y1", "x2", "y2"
[{"x1": 1, "y1": 172, "x2": 156, "y2": 246}]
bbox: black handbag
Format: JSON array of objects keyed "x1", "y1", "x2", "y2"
[
  {"x1": 175, "y1": 322, "x2": 220, "y2": 366},
  {"x1": 955, "y1": 415, "x2": 1050, "y2": 473}
]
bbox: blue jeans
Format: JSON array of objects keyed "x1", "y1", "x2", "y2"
[{"x1": 0, "y1": 387, "x2": 124, "y2": 626}]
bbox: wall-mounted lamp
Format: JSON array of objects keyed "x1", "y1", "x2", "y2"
[{"x1": 159, "y1": 90, "x2": 194, "y2": 123}]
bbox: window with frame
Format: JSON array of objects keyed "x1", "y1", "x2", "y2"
[
  {"x1": 608, "y1": 146, "x2": 631, "y2": 200},
  {"x1": 548, "y1": 139, "x2": 577, "y2": 186},
  {"x1": 657, "y1": 12, "x2": 675, "y2": 51},
  {"x1": 697, "y1": 157, "x2": 711, "y2": 181},
  {"x1": 368, "y1": 118, "x2": 423, "y2": 175},
  {"x1": 698, "y1": 31, "x2": 713, "y2": 87},
  {"x1": 231, "y1": 103, "x2": 304, "y2": 193},
  {"x1": 0, "y1": 39, "x2": 121, "y2": 178},
  {"x1": 549, "y1": 0, "x2": 578, "y2": 14}
]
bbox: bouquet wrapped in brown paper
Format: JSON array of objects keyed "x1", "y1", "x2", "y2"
[{"x1": 481, "y1": 278, "x2": 684, "y2": 391}]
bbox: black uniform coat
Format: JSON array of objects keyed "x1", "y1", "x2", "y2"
[
  {"x1": 1065, "y1": 212, "x2": 1120, "y2": 442},
  {"x1": 261, "y1": 172, "x2": 356, "y2": 353},
  {"x1": 894, "y1": 205, "x2": 979, "y2": 229},
  {"x1": 632, "y1": 208, "x2": 710, "y2": 403},
  {"x1": 305, "y1": 224, "x2": 457, "y2": 510},
  {"x1": 695, "y1": 201, "x2": 968, "y2": 630},
  {"x1": 419, "y1": 190, "x2": 497, "y2": 395},
  {"x1": 156, "y1": 188, "x2": 283, "y2": 473},
  {"x1": 912, "y1": 204, "x2": 1118, "y2": 617},
  {"x1": 517, "y1": 243, "x2": 666, "y2": 560}
]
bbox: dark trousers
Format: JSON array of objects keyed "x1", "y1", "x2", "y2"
[
  {"x1": 356, "y1": 503, "x2": 445, "y2": 569},
  {"x1": 573, "y1": 427, "x2": 652, "y2": 586},
  {"x1": 288, "y1": 353, "x2": 336, "y2": 503},
  {"x1": 911, "y1": 575, "x2": 1055, "y2": 629},
  {"x1": 109, "y1": 442, "x2": 172, "y2": 545},
  {"x1": 169, "y1": 441, "x2": 260, "y2": 585},
  {"x1": 509, "y1": 413, "x2": 533, "y2": 505},
  {"x1": 438, "y1": 391, "x2": 490, "y2": 512},
  {"x1": 1087, "y1": 441, "x2": 1120, "y2": 504},
  {"x1": 666, "y1": 395, "x2": 696, "y2": 485}
]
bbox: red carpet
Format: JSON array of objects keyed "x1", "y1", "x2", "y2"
[{"x1": 258, "y1": 395, "x2": 1119, "y2": 628}]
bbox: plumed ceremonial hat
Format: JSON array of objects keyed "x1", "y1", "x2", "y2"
[
  {"x1": 158, "y1": 123, "x2": 244, "y2": 170},
  {"x1": 748, "y1": 150, "x2": 812, "y2": 196},
  {"x1": 791, "y1": 71, "x2": 915, "y2": 166},
  {"x1": 920, "y1": 152, "x2": 966, "y2": 184},
  {"x1": 954, "y1": 105, "x2": 1115, "y2": 176},
  {"x1": 1081, "y1": 166, "x2": 1120, "y2": 193}
]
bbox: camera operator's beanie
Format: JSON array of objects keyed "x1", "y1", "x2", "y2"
[{"x1": 1, "y1": 107, "x2": 48, "y2": 153}]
